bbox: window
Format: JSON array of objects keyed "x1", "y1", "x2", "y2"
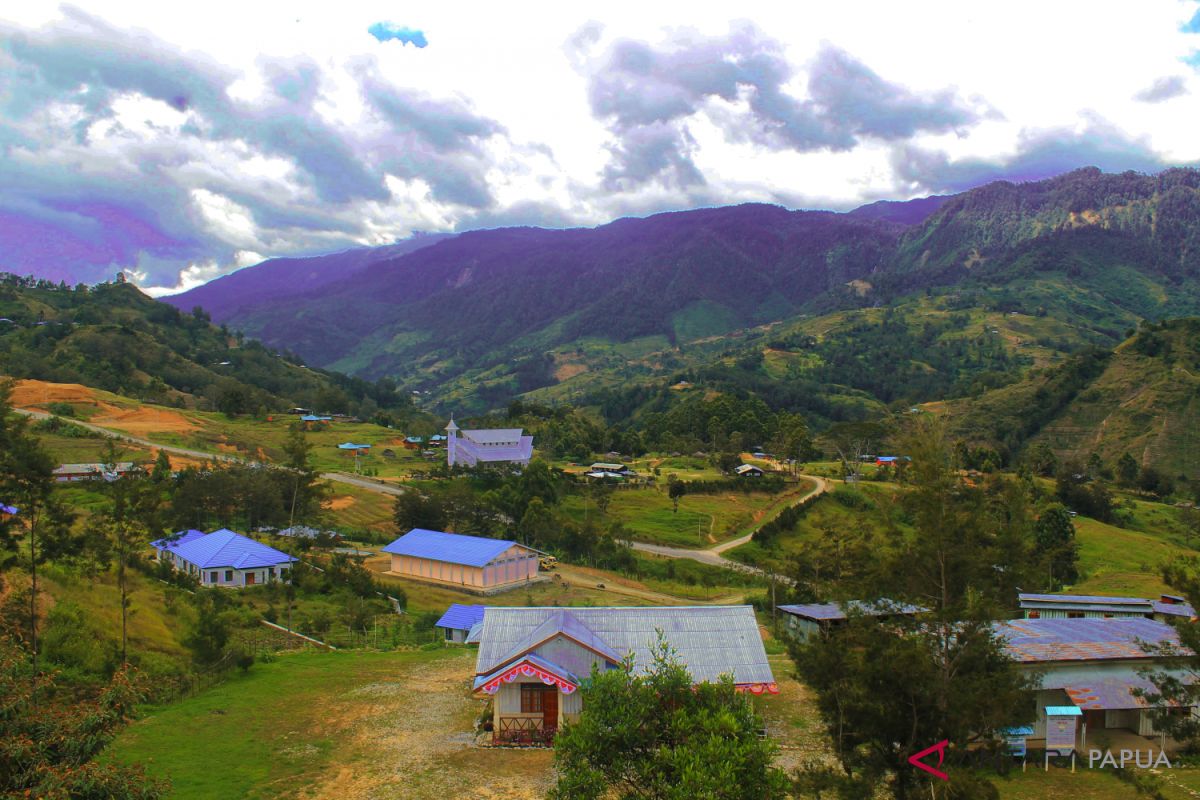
[
  {"x1": 521, "y1": 685, "x2": 549, "y2": 713},
  {"x1": 444, "y1": 627, "x2": 454, "y2": 640},
  {"x1": 209, "y1": 571, "x2": 218, "y2": 583},
  {"x1": 1067, "y1": 611, "x2": 1085, "y2": 619},
  {"x1": 224, "y1": 570, "x2": 233, "y2": 582}
]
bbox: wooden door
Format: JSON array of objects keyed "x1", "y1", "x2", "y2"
[
  {"x1": 543, "y1": 688, "x2": 558, "y2": 731},
  {"x1": 1084, "y1": 709, "x2": 1105, "y2": 730},
  {"x1": 245, "y1": 572, "x2": 256, "y2": 586}
]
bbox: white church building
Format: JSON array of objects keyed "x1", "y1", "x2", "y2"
[{"x1": 445, "y1": 418, "x2": 534, "y2": 468}]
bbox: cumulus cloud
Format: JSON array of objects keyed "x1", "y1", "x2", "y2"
[
  {"x1": 0, "y1": 8, "x2": 513, "y2": 287},
  {"x1": 367, "y1": 22, "x2": 428, "y2": 48},
  {"x1": 576, "y1": 23, "x2": 985, "y2": 191},
  {"x1": 1134, "y1": 75, "x2": 1188, "y2": 102},
  {"x1": 890, "y1": 114, "x2": 1179, "y2": 194}
]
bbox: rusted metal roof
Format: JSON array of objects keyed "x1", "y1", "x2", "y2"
[{"x1": 995, "y1": 618, "x2": 1185, "y2": 663}]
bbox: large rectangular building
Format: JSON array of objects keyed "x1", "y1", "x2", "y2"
[{"x1": 382, "y1": 528, "x2": 541, "y2": 593}]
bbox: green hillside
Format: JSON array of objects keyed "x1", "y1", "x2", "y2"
[
  {"x1": 944, "y1": 318, "x2": 1200, "y2": 474},
  {"x1": 0, "y1": 275, "x2": 413, "y2": 421}
]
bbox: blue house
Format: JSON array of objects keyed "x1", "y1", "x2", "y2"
[
  {"x1": 152, "y1": 528, "x2": 296, "y2": 587},
  {"x1": 436, "y1": 603, "x2": 487, "y2": 643}
]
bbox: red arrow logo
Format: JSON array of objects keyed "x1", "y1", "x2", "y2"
[{"x1": 907, "y1": 740, "x2": 949, "y2": 781}]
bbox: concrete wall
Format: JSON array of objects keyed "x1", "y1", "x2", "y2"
[{"x1": 391, "y1": 548, "x2": 538, "y2": 589}]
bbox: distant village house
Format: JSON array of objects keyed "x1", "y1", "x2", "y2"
[
  {"x1": 436, "y1": 603, "x2": 487, "y2": 643},
  {"x1": 53, "y1": 462, "x2": 134, "y2": 482}
]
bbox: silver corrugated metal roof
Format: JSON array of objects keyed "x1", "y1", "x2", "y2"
[{"x1": 473, "y1": 605, "x2": 774, "y2": 686}]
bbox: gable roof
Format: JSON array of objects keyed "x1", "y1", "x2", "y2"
[
  {"x1": 1018, "y1": 593, "x2": 1151, "y2": 607},
  {"x1": 474, "y1": 605, "x2": 774, "y2": 687},
  {"x1": 382, "y1": 528, "x2": 529, "y2": 567},
  {"x1": 995, "y1": 618, "x2": 1186, "y2": 663},
  {"x1": 462, "y1": 428, "x2": 525, "y2": 444},
  {"x1": 735, "y1": 464, "x2": 763, "y2": 475},
  {"x1": 167, "y1": 529, "x2": 296, "y2": 569},
  {"x1": 436, "y1": 603, "x2": 487, "y2": 631}
]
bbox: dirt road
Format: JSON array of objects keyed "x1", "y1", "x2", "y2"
[
  {"x1": 628, "y1": 476, "x2": 830, "y2": 577},
  {"x1": 14, "y1": 408, "x2": 406, "y2": 497}
]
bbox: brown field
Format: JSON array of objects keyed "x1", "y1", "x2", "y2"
[{"x1": 10, "y1": 379, "x2": 197, "y2": 435}]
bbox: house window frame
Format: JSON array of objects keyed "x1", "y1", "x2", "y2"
[
  {"x1": 224, "y1": 570, "x2": 233, "y2": 582},
  {"x1": 521, "y1": 684, "x2": 550, "y2": 713}
]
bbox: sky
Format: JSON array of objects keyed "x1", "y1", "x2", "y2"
[{"x1": 1, "y1": 2, "x2": 1199, "y2": 295}]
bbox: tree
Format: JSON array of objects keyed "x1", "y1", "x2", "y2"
[
  {"x1": 184, "y1": 590, "x2": 232, "y2": 667},
  {"x1": 393, "y1": 491, "x2": 448, "y2": 533},
  {"x1": 1141, "y1": 558, "x2": 1200, "y2": 744},
  {"x1": 282, "y1": 423, "x2": 325, "y2": 527},
  {"x1": 1116, "y1": 452, "x2": 1140, "y2": 487},
  {"x1": 1033, "y1": 504, "x2": 1079, "y2": 587},
  {"x1": 549, "y1": 637, "x2": 789, "y2": 800},
  {"x1": 0, "y1": 380, "x2": 76, "y2": 680},
  {"x1": 771, "y1": 412, "x2": 815, "y2": 474},
  {"x1": 668, "y1": 479, "x2": 686, "y2": 513},
  {"x1": 0, "y1": 635, "x2": 168, "y2": 798},
  {"x1": 792, "y1": 611, "x2": 1033, "y2": 799}
]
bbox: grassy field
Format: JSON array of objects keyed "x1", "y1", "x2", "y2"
[
  {"x1": 1071, "y1": 515, "x2": 1193, "y2": 597},
  {"x1": 559, "y1": 482, "x2": 812, "y2": 548},
  {"x1": 105, "y1": 648, "x2": 555, "y2": 800}
]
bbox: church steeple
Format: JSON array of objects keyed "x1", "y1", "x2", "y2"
[{"x1": 446, "y1": 416, "x2": 459, "y2": 467}]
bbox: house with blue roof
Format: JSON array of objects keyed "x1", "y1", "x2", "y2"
[
  {"x1": 473, "y1": 605, "x2": 776, "y2": 744},
  {"x1": 382, "y1": 528, "x2": 542, "y2": 594},
  {"x1": 151, "y1": 528, "x2": 296, "y2": 587},
  {"x1": 436, "y1": 603, "x2": 487, "y2": 643}
]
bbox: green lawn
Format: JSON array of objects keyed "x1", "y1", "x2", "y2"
[{"x1": 1071, "y1": 515, "x2": 1196, "y2": 597}]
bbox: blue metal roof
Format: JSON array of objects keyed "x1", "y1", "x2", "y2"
[
  {"x1": 778, "y1": 600, "x2": 924, "y2": 622},
  {"x1": 1155, "y1": 601, "x2": 1196, "y2": 618},
  {"x1": 337, "y1": 442, "x2": 371, "y2": 449},
  {"x1": 1044, "y1": 706, "x2": 1082, "y2": 717},
  {"x1": 436, "y1": 603, "x2": 487, "y2": 631},
  {"x1": 169, "y1": 529, "x2": 296, "y2": 569},
  {"x1": 382, "y1": 529, "x2": 522, "y2": 567},
  {"x1": 151, "y1": 529, "x2": 207, "y2": 552},
  {"x1": 1, "y1": 504, "x2": 18, "y2": 515}
]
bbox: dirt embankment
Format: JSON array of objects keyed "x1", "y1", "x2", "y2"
[{"x1": 9, "y1": 379, "x2": 197, "y2": 435}]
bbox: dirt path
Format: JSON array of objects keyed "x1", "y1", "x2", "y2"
[
  {"x1": 552, "y1": 564, "x2": 744, "y2": 605},
  {"x1": 628, "y1": 476, "x2": 830, "y2": 577},
  {"x1": 302, "y1": 651, "x2": 552, "y2": 800}
]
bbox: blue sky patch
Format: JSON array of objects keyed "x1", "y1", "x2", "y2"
[{"x1": 367, "y1": 22, "x2": 428, "y2": 48}]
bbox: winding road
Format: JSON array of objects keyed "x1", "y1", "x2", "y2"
[
  {"x1": 628, "y1": 475, "x2": 830, "y2": 576},
  {"x1": 20, "y1": 404, "x2": 827, "y2": 572}
]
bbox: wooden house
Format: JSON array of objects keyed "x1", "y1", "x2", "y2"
[
  {"x1": 382, "y1": 529, "x2": 541, "y2": 593},
  {"x1": 473, "y1": 605, "x2": 777, "y2": 744},
  {"x1": 734, "y1": 464, "x2": 764, "y2": 477}
]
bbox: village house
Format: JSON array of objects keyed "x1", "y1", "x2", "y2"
[
  {"x1": 445, "y1": 418, "x2": 534, "y2": 468},
  {"x1": 52, "y1": 461, "x2": 134, "y2": 482},
  {"x1": 734, "y1": 464, "x2": 764, "y2": 477},
  {"x1": 996, "y1": 617, "x2": 1195, "y2": 745},
  {"x1": 777, "y1": 600, "x2": 924, "y2": 641},
  {"x1": 151, "y1": 528, "x2": 296, "y2": 587},
  {"x1": 436, "y1": 603, "x2": 487, "y2": 643},
  {"x1": 1018, "y1": 592, "x2": 1195, "y2": 622},
  {"x1": 472, "y1": 605, "x2": 777, "y2": 744},
  {"x1": 382, "y1": 528, "x2": 543, "y2": 594}
]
